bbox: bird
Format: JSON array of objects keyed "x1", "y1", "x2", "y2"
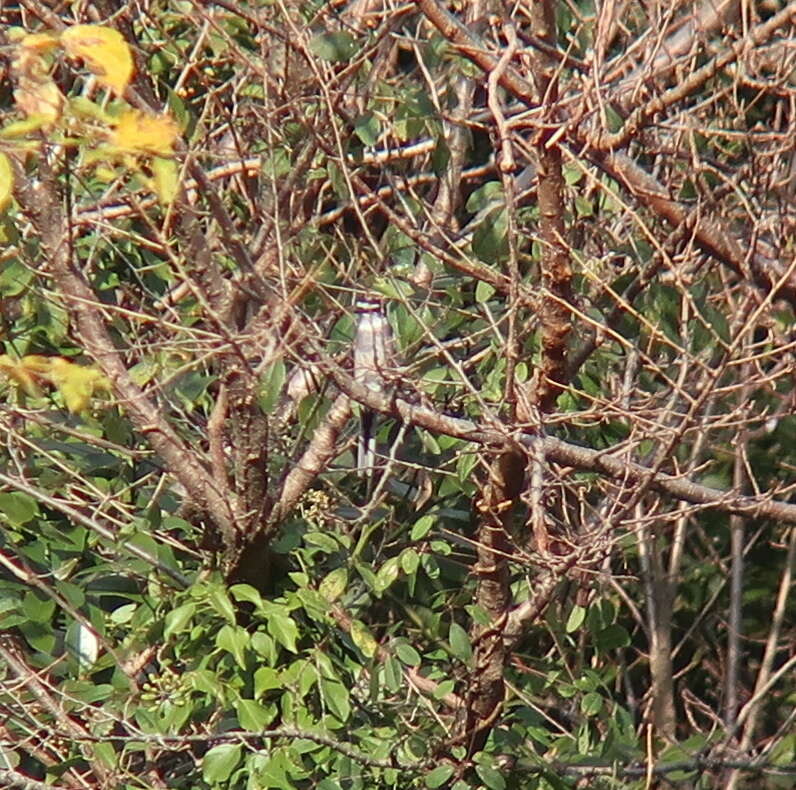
[{"x1": 353, "y1": 296, "x2": 394, "y2": 483}]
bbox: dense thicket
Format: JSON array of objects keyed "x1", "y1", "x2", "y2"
[{"x1": 0, "y1": 1, "x2": 794, "y2": 788}]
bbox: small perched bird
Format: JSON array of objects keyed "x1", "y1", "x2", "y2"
[{"x1": 353, "y1": 297, "x2": 393, "y2": 481}]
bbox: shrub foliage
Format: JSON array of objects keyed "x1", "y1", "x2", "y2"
[{"x1": 0, "y1": 1, "x2": 795, "y2": 788}]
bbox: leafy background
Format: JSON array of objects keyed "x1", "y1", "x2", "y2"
[{"x1": 0, "y1": 1, "x2": 795, "y2": 789}]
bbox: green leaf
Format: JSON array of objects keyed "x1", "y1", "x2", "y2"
[
  {"x1": 21, "y1": 622, "x2": 56, "y2": 655},
  {"x1": 258, "y1": 359, "x2": 285, "y2": 414},
  {"x1": 164, "y1": 602, "x2": 195, "y2": 639},
  {"x1": 22, "y1": 590, "x2": 55, "y2": 623},
  {"x1": 289, "y1": 571, "x2": 309, "y2": 587},
  {"x1": 236, "y1": 698, "x2": 276, "y2": 730},
  {"x1": 374, "y1": 557, "x2": 400, "y2": 593},
  {"x1": 425, "y1": 765, "x2": 455, "y2": 788},
  {"x1": 309, "y1": 31, "x2": 356, "y2": 62},
  {"x1": 252, "y1": 631, "x2": 277, "y2": 663},
  {"x1": 769, "y1": 732, "x2": 795, "y2": 766},
  {"x1": 166, "y1": 87, "x2": 190, "y2": 131},
  {"x1": 321, "y1": 678, "x2": 351, "y2": 723},
  {"x1": 581, "y1": 691, "x2": 603, "y2": 716},
  {"x1": 596, "y1": 624, "x2": 631, "y2": 651},
  {"x1": 202, "y1": 743, "x2": 242, "y2": 783},
  {"x1": 400, "y1": 548, "x2": 419, "y2": 575},
  {"x1": 162, "y1": 700, "x2": 192, "y2": 733},
  {"x1": 0, "y1": 492, "x2": 39, "y2": 526},
  {"x1": 466, "y1": 181, "x2": 503, "y2": 212},
  {"x1": 268, "y1": 612, "x2": 299, "y2": 653},
  {"x1": 259, "y1": 747, "x2": 294, "y2": 787},
  {"x1": 280, "y1": 657, "x2": 315, "y2": 695},
  {"x1": 395, "y1": 642, "x2": 421, "y2": 667},
  {"x1": 350, "y1": 619, "x2": 378, "y2": 658},
  {"x1": 0, "y1": 259, "x2": 33, "y2": 296},
  {"x1": 465, "y1": 605, "x2": 492, "y2": 626},
  {"x1": 229, "y1": 584, "x2": 264, "y2": 608},
  {"x1": 384, "y1": 656, "x2": 402, "y2": 692},
  {"x1": 475, "y1": 281, "x2": 495, "y2": 303},
  {"x1": 69, "y1": 95, "x2": 114, "y2": 123},
  {"x1": 433, "y1": 680, "x2": 455, "y2": 700},
  {"x1": 319, "y1": 567, "x2": 348, "y2": 602},
  {"x1": 704, "y1": 304, "x2": 730, "y2": 344},
  {"x1": 432, "y1": 139, "x2": 450, "y2": 175},
  {"x1": 191, "y1": 669, "x2": 223, "y2": 698},
  {"x1": 410, "y1": 515, "x2": 435, "y2": 541},
  {"x1": 565, "y1": 604, "x2": 587, "y2": 633},
  {"x1": 563, "y1": 161, "x2": 584, "y2": 185},
  {"x1": 254, "y1": 666, "x2": 281, "y2": 698},
  {"x1": 295, "y1": 588, "x2": 330, "y2": 622},
  {"x1": 206, "y1": 584, "x2": 236, "y2": 624},
  {"x1": 93, "y1": 740, "x2": 116, "y2": 770},
  {"x1": 472, "y1": 208, "x2": 508, "y2": 263},
  {"x1": 448, "y1": 622, "x2": 472, "y2": 663},
  {"x1": 420, "y1": 432, "x2": 443, "y2": 456},
  {"x1": 55, "y1": 580, "x2": 85, "y2": 609},
  {"x1": 63, "y1": 679, "x2": 112, "y2": 705},
  {"x1": 605, "y1": 104, "x2": 623, "y2": 133},
  {"x1": 216, "y1": 623, "x2": 249, "y2": 669},
  {"x1": 475, "y1": 764, "x2": 506, "y2": 790},
  {"x1": 456, "y1": 450, "x2": 478, "y2": 484},
  {"x1": 109, "y1": 603, "x2": 137, "y2": 624},
  {"x1": 575, "y1": 194, "x2": 593, "y2": 217},
  {"x1": 304, "y1": 531, "x2": 340, "y2": 553},
  {"x1": 0, "y1": 116, "x2": 53, "y2": 138},
  {"x1": 354, "y1": 112, "x2": 380, "y2": 146}
]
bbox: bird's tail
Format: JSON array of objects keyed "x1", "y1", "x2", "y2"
[{"x1": 358, "y1": 409, "x2": 376, "y2": 480}]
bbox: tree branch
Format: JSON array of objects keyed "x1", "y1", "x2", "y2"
[
  {"x1": 10, "y1": 158, "x2": 239, "y2": 549},
  {"x1": 324, "y1": 362, "x2": 796, "y2": 525},
  {"x1": 417, "y1": 0, "x2": 796, "y2": 306}
]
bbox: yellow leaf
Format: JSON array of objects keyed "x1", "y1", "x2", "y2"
[
  {"x1": 350, "y1": 619, "x2": 378, "y2": 658},
  {"x1": 1, "y1": 117, "x2": 58, "y2": 138},
  {"x1": 48, "y1": 358, "x2": 111, "y2": 413},
  {"x1": 0, "y1": 356, "x2": 111, "y2": 412},
  {"x1": 0, "y1": 354, "x2": 47, "y2": 397},
  {"x1": 61, "y1": 24, "x2": 133, "y2": 96},
  {"x1": 0, "y1": 154, "x2": 13, "y2": 213},
  {"x1": 94, "y1": 164, "x2": 118, "y2": 183},
  {"x1": 151, "y1": 156, "x2": 180, "y2": 205},
  {"x1": 19, "y1": 356, "x2": 53, "y2": 375},
  {"x1": 110, "y1": 109, "x2": 179, "y2": 156},
  {"x1": 19, "y1": 33, "x2": 60, "y2": 53}
]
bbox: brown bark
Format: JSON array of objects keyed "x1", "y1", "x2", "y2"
[
  {"x1": 11, "y1": 158, "x2": 240, "y2": 552},
  {"x1": 456, "y1": 447, "x2": 525, "y2": 756},
  {"x1": 528, "y1": 0, "x2": 574, "y2": 414}
]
